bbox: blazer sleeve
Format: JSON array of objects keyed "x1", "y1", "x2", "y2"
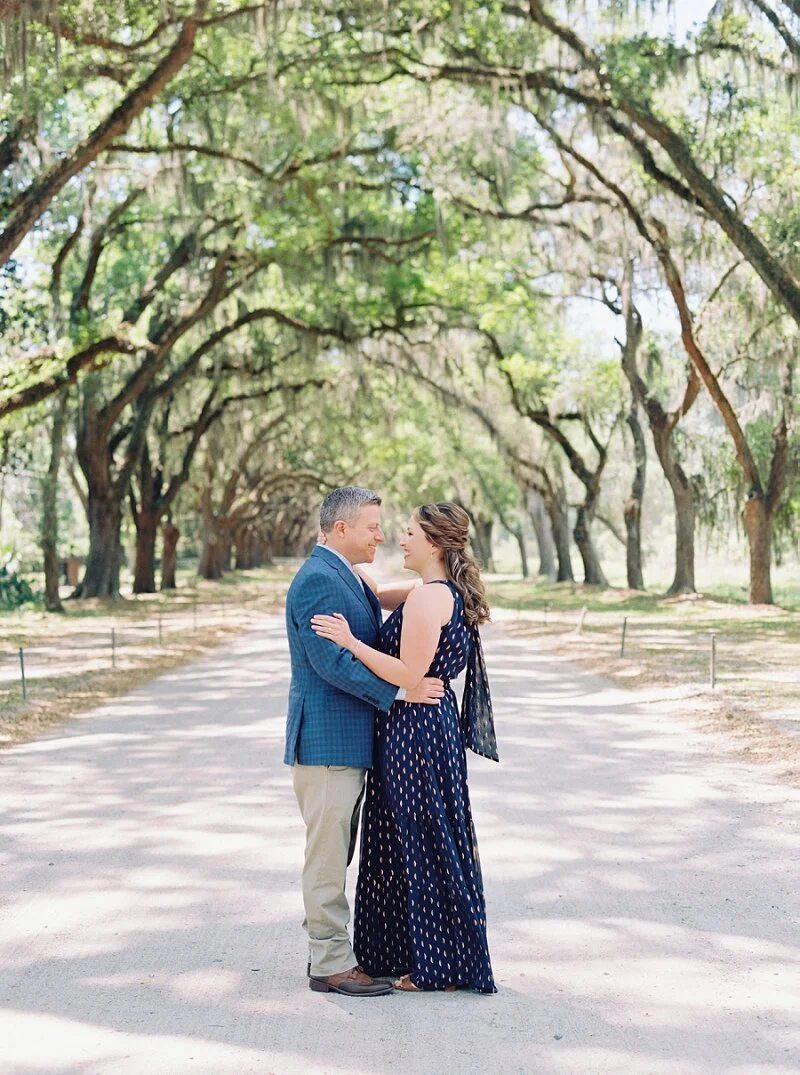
[{"x1": 290, "y1": 573, "x2": 399, "y2": 712}]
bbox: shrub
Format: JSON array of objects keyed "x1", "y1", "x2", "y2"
[{"x1": 0, "y1": 567, "x2": 38, "y2": 610}]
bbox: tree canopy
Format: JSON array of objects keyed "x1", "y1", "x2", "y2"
[{"x1": 1, "y1": 0, "x2": 798, "y2": 605}]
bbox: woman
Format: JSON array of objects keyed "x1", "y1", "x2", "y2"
[{"x1": 311, "y1": 502, "x2": 498, "y2": 993}]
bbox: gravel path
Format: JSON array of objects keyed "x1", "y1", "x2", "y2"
[{"x1": 1, "y1": 617, "x2": 799, "y2": 1075}]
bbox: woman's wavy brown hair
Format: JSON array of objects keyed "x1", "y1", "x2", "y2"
[{"x1": 415, "y1": 502, "x2": 490, "y2": 626}]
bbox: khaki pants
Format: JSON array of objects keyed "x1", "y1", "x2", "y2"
[{"x1": 292, "y1": 763, "x2": 366, "y2": 977}]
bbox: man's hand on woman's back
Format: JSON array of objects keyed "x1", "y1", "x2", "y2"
[{"x1": 405, "y1": 677, "x2": 445, "y2": 705}]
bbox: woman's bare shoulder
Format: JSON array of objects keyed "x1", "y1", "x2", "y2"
[{"x1": 403, "y1": 581, "x2": 454, "y2": 624}]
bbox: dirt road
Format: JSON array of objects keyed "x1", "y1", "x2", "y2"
[{"x1": 1, "y1": 618, "x2": 798, "y2": 1074}]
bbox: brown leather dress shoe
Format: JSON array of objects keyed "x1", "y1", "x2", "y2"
[
  {"x1": 309, "y1": 966, "x2": 393, "y2": 996},
  {"x1": 307, "y1": 962, "x2": 393, "y2": 983}
]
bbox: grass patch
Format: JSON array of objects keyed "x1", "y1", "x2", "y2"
[
  {"x1": 6, "y1": 563, "x2": 800, "y2": 785},
  {"x1": 0, "y1": 626, "x2": 245, "y2": 748},
  {"x1": 488, "y1": 576, "x2": 800, "y2": 615},
  {"x1": 486, "y1": 577, "x2": 800, "y2": 786}
]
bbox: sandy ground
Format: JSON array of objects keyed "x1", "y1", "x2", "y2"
[{"x1": 1, "y1": 617, "x2": 799, "y2": 1075}]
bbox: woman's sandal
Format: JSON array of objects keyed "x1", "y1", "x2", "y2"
[{"x1": 393, "y1": 974, "x2": 456, "y2": 993}]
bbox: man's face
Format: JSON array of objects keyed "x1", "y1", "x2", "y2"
[{"x1": 337, "y1": 503, "x2": 385, "y2": 564}]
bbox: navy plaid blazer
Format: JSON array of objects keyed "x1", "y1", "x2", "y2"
[{"x1": 283, "y1": 546, "x2": 398, "y2": 768}]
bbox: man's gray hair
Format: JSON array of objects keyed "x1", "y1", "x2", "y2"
[{"x1": 320, "y1": 486, "x2": 382, "y2": 532}]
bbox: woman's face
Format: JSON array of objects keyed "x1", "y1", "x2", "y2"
[{"x1": 399, "y1": 513, "x2": 439, "y2": 573}]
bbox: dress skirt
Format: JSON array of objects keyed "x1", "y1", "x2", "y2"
[{"x1": 353, "y1": 646, "x2": 496, "y2": 993}]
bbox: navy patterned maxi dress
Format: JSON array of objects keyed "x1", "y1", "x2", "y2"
[{"x1": 353, "y1": 580, "x2": 497, "y2": 993}]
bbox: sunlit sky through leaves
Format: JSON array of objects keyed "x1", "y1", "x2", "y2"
[
  {"x1": 563, "y1": 1, "x2": 718, "y2": 357},
  {"x1": 654, "y1": 0, "x2": 717, "y2": 41}
]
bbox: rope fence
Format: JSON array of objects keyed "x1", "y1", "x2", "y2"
[
  {"x1": 5, "y1": 583, "x2": 794, "y2": 711},
  {"x1": 0, "y1": 586, "x2": 286, "y2": 714},
  {"x1": 508, "y1": 600, "x2": 790, "y2": 694}
]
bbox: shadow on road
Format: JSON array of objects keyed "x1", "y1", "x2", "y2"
[{"x1": 1, "y1": 620, "x2": 799, "y2": 1074}]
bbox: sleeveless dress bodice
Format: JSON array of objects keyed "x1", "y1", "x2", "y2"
[{"x1": 382, "y1": 579, "x2": 472, "y2": 683}]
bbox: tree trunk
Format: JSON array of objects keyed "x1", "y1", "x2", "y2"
[
  {"x1": 131, "y1": 442, "x2": 161, "y2": 595},
  {"x1": 515, "y1": 528, "x2": 529, "y2": 578},
  {"x1": 574, "y1": 506, "x2": 608, "y2": 587},
  {"x1": 199, "y1": 524, "x2": 227, "y2": 580},
  {"x1": 508, "y1": 406, "x2": 606, "y2": 585},
  {"x1": 77, "y1": 490, "x2": 124, "y2": 598},
  {"x1": 742, "y1": 358, "x2": 793, "y2": 605},
  {"x1": 527, "y1": 490, "x2": 557, "y2": 579},
  {"x1": 743, "y1": 496, "x2": 774, "y2": 604},
  {"x1": 235, "y1": 527, "x2": 263, "y2": 569},
  {"x1": 132, "y1": 510, "x2": 159, "y2": 594},
  {"x1": 649, "y1": 421, "x2": 697, "y2": 596},
  {"x1": 670, "y1": 483, "x2": 696, "y2": 596},
  {"x1": 471, "y1": 516, "x2": 495, "y2": 571},
  {"x1": 624, "y1": 403, "x2": 646, "y2": 590},
  {"x1": 617, "y1": 259, "x2": 647, "y2": 591},
  {"x1": 252, "y1": 533, "x2": 265, "y2": 567},
  {"x1": 197, "y1": 475, "x2": 223, "y2": 580},
  {"x1": 234, "y1": 531, "x2": 247, "y2": 570},
  {"x1": 161, "y1": 522, "x2": 179, "y2": 590},
  {"x1": 41, "y1": 389, "x2": 68, "y2": 611},
  {"x1": 73, "y1": 415, "x2": 128, "y2": 600},
  {"x1": 198, "y1": 537, "x2": 221, "y2": 579},
  {"x1": 548, "y1": 494, "x2": 574, "y2": 582},
  {"x1": 616, "y1": 258, "x2": 697, "y2": 596},
  {"x1": 623, "y1": 496, "x2": 644, "y2": 590}
]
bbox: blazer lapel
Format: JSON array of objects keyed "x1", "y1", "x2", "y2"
[
  {"x1": 312, "y1": 546, "x2": 376, "y2": 622},
  {"x1": 362, "y1": 579, "x2": 382, "y2": 627}
]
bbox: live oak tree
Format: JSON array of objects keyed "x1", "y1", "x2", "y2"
[
  {"x1": 309, "y1": 0, "x2": 799, "y2": 601},
  {"x1": 368, "y1": 335, "x2": 578, "y2": 581},
  {"x1": 3, "y1": 0, "x2": 799, "y2": 604},
  {"x1": 0, "y1": 1, "x2": 288, "y2": 270},
  {"x1": 3, "y1": 8, "x2": 438, "y2": 597},
  {"x1": 127, "y1": 370, "x2": 315, "y2": 593}
]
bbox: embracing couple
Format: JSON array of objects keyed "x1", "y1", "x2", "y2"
[{"x1": 284, "y1": 486, "x2": 499, "y2": 996}]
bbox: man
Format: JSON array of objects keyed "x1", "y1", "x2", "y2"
[{"x1": 284, "y1": 486, "x2": 443, "y2": 997}]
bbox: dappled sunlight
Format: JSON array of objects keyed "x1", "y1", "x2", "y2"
[
  {"x1": 168, "y1": 967, "x2": 244, "y2": 1001},
  {"x1": 1, "y1": 618, "x2": 799, "y2": 1072},
  {"x1": 470, "y1": 626, "x2": 800, "y2": 1066},
  {"x1": 0, "y1": 1011, "x2": 370, "y2": 1075}
]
